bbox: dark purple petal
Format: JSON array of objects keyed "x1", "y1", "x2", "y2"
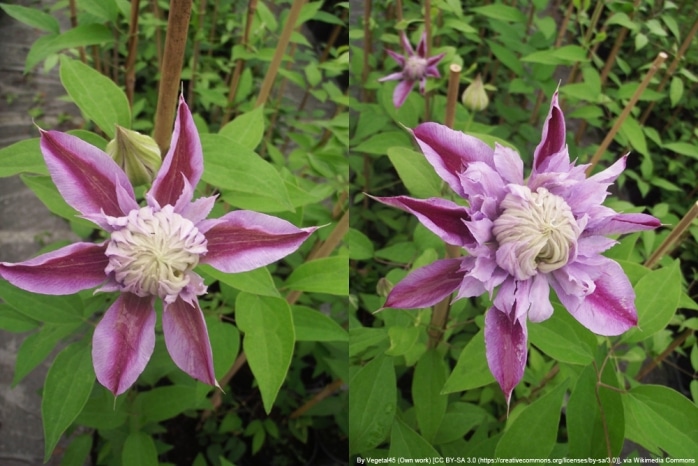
[
  {"x1": 163, "y1": 297, "x2": 218, "y2": 388},
  {"x1": 92, "y1": 293, "x2": 156, "y2": 396},
  {"x1": 533, "y1": 90, "x2": 567, "y2": 172},
  {"x1": 200, "y1": 210, "x2": 316, "y2": 273},
  {"x1": 393, "y1": 79, "x2": 414, "y2": 108},
  {"x1": 384, "y1": 49, "x2": 406, "y2": 68},
  {"x1": 401, "y1": 32, "x2": 416, "y2": 56},
  {"x1": 426, "y1": 53, "x2": 445, "y2": 69},
  {"x1": 384, "y1": 258, "x2": 465, "y2": 309},
  {"x1": 552, "y1": 258, "x2": 637, "y2": 336},
  {"x1": 415, "y1": 31, "x2": 426, "y2": 57},
  {"x1": 370, "y1": 195, "x2": 473, "y2": 247},
  {"x1": 485, "y1": 306, "x2": 527, "y2": 407},
  {"x1": 0, "y1": 242, "x2": 108, "y2": 294},
  {"x1": 149, "y1": 95, "x2": 203, "y2": 208},
  {"x1": 413, "y1": 123, "x2": 495, "y2": 198},
  {"x1": 40, "y1": 130, "x2": 136, "y2": 220}
]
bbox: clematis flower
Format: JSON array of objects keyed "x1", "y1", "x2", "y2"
[
  {"x1": 378, "y1": 31, "x2": 445, "y2": 108},
  {"x1": 0, "y1": 96, "x2": 317, "y2": 396},
  {"x1": 372, "y1": 91, "x2": 660, "y2": 405}
]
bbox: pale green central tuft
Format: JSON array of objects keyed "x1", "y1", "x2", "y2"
[
  {"x1": 493, "y1": 186, "x2": 579, "y2": 280},
  {"x1": 106, "y1": 205, "x2": 207, "y2": 301}
]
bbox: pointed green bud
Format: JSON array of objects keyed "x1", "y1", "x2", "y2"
[
  {"x1": 461, "y1": 74, "x2": 489, "y2": 112},
  {"x1": 106, "y1": 126, "x2": 162, "y2": 186},
  {"x1": 376, "y1": 277, "x2": 394, "y2": 298}
]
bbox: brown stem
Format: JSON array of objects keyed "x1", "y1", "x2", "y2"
[
  {"x1": 645, "y1": 200, "x2": 698, "y2": 269},
  {"x1": 125, "y1": 0, "x2": 141, "y2": 107},
  {"x1": 153, "y1": 0, "x2": 193, "y2": 154},
  {"x1": 68, "y1": 0, "x2": 87, "y2": 63},
  {"x1": 290, "y1": 379, "x2": 344, "y2": 419},
  {"x1": 187, "y1": 0, "x2": 207, "y2": 104},
  {"x1": 255, "y1": 0, "x2": 306, "y2": 107},
  {"x1": 444, "y1": 64, "x2": 461, "y2": 129},
  {"x1": 635, "y1": 328, "x2": 694, "y2": 381},
  {"x1": 586, "y1": 52, "x2": 667, "y2": 175},
  {"x1": 554, "y1": 1, "x2": 574, "y2": 47}
]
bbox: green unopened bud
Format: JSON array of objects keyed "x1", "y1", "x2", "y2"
[
  {"x1": 461, "y1": 74, "x2": 489, "y2": 112},
  {"x1": 376, "y1": 277, "x2": 394, "y2": 298},
  {"x1": 106, "y1": 126, "x2": 162, "y2": 186}
]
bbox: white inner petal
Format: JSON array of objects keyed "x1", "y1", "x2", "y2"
[
  {"x1": 403, "y1": 56, "x2": 428, "y2": 81},
  {"x1": 105, "y1": 205, "x2": 207, "y2": 300},
  {"x1": 492, "y1": 186, "x2": 579, "y2": 280}
]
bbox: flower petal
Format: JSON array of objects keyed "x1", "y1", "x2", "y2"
[
  {"x1": 384, "y1": 50, "x2": 405, "y2": 68},
  {"x1": 0, "y1": 242, "x2": 108, "y2": 294},
  {"x1": 585, "y1": 212, "x2": 661, "y2": 236},
  {"x1": 384, "y1": 258, "x2": 465, "y2": 309},
  {"x1": 92, "y1": 293, "x2": 156, "y2": 396},
  {"x1": 163, "y1": 297, "x2": 218, "y2": 387},
  {"x1": 553, "y1": 258, "x2": 637, "y2": 336},
  {"x1": 40, "y1": 130, "x2": 136, "y2": 220},
  {"x1": 485, "y1": 306, "x2": 528, "y2": 407},
  {"x1": 493, "y1": 143, "x2": 524, "y2": 185},
  {"x1": 413, "y1": 123, "x2": 495, "y2": 198},
  {"x1": 533, "y1": 90, "x2": 567, "y2": 172},
  {"x1": 378, "y1": 71, "x2": 404, "y2": 82},
  {"x1": 528, "y1": 273, "x2": 553, "y2": 322},
  {"x1": 401, "y1": 32, "x2": 416, "y2": 56},
  {"x1": 199, "y1": 210, "x2": 316, "y2": 273},
  {"x1": 393, "y1": 80, "x2": 414, "y2": 108},
  {"x1": 370, "y1": 195, "x2": 473, "y2": 248},
  {"x1": 149, "y1": 95, "x2": 203, "y2": 208}
]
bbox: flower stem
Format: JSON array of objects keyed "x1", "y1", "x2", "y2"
[
  {"x1": 635, "y1": 328, "x2": 693, "y2": 381},
  {"x1": 124, "y1": 0, "x2": 141, "y2": 107},
  {"x1": 255, "y1": 0, "x2": 306, "y2": 107},
  {"x1": 187, "y1": 0, "x2": 207, "y2": 104},
  {"x1": 586, "y1": 52, "x2": 667, "y2": 175},
  {"x1": 444, "y1": 64, "x2": 461, "y2": 129},
  {"x1": 289, "y1": 378, "x2": 344, "y2": 419},
  {"x1": 645, "y1": 200, "x2": 698, "y2": 269},
  {"x1": 153, "y1": 0, "x2": 193, "y2": 154}
]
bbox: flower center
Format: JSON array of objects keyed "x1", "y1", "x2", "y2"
[
  {"x1": 403, "y1": 56, "x2": 428, "y2": 81},
  {"x1": 105, "y1": 205, "x2": 207, "y2": 300},
  {"x1": 492, "y1": 186, "x2": 579, "y2": 280}
]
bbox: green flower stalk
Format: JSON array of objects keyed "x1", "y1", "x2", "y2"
[{"x1": 106, "y1": 126, "x2": 162, "y2": 186}]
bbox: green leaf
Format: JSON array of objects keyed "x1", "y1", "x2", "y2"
[
  {"x1": 236, "y1": 293, "x2": 295, "y2": 413},
  {"x1": 74, "y1": 388, "x2": 128, "y2": 430},
  {"x1": 284, "y1": 256, "x2": 348, "y2": 296},
  {"x1": 25, "y1": 24, "x2": 113, "y2": 72},
  {"x1": 522, "y1": 46, "x2": 589, "y2": 65},
  {"x1": 487, "y1": 40, "x2": 524, "y2": 75},
  {"x1": 529, "y1": 303, "x2": 596, "y2": 365},
  {"x1": 346, "y1": 228, "x2": 374, "y2": 260},
  {"x1": 352, "y1": 130, "x2": 411, "y2": 155},
  {"x1": 0, "y1": 304, "x2": 40, "y2": 332},
  {"x1": 122, "y1": 432, "x2": 158, "y2": 466},
  {"x1": 0, "y1": 138, "x2": 47, "y2": 177},
  {"x1": 567, "y1": 364, "x2": 624, "y2": 457},
  {"x1": 137, "y1": 385, "x2": 204, "y2": 423},
  {"x1": 219, "y1": 105, "x2": 265, "y2": 150},
  {"x1": 198, "y1": 264, "x2": 280, "y2": 297},
  {"x1": 495, "y1": 381, "x2": 568, "y2": 458},
  {"x1": 42, "y1": 341, "x2": 95, "y2": 462},
  {"x1": 618, "y1": 115, "x2": 648, "y2": 156},
  {"x1": 19, "y1": 174, "x2": 95, "y2": 230},
  {"x1": 349, "y1": 355, "x2": 396, "y2": 454},
  {"x1": 387, "y1": 146, "x2": 443, "y2": 198},
  {"x1": 623, "y1": 260, "x2": 682, "y2": 342},
  {"x1": 59, "y1": 434, "x2": 92, "y2": 466},
  {"x1": 412, "y1": 349, "x2": 448, "y2": 442},
  {"x1": 201, "y1": 134, "x2": 293, "y2": 212},
  {"x1": 433, "y1": 403, "x2": 491, "y2": 445},
  {"x1": 389, "y1": 417, "x2": 441, "y2": 458},
  {"x1": 59, "y1": 56, "x2": 131, "y2": 138},
  {"x1": 471, "y1": 4, "x2": 527, "y2": 22},
  {"x1": 292, "y1": 305, "x2": 347, "y2": 342},
  {"x1": 0, "y1": 280, "x2": 84, "y2": 324},
  {"x1": 669, "y1": 76, "x2": 684, "y2": 108},
  {"x1": 206, "y1": 317, "x2": 240, "y2": 380},
  {"x1": 623, "y1": 385, "x2": 698, "y2": 457},
  {"x1": 442, "y1": 330, "x2": 495, "y2": 393},
  {"x1": 0, "y1": 3, "x2": 60, "y2": 33},
  {"x1": 664, "y1": 142, "x2": 698, "y2": 159},
  {"x1": 14, "y1": 323, "x2": 81, "y2": 386}
]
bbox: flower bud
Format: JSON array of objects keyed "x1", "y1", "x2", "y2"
[
  {"x1": 461, "y1": 74, "x2": 489, "y2": 112},
  {"x1": 106, "y1": 126, "x2": 162, "y2": 186},
  {"x1": 376, "y1": 277, "x2": 394, "y2": 298}
]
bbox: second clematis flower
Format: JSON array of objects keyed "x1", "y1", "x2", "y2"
[
  {"x1": 372, "y1": 91, "x2": 660, "y2": 405},
  {"x1": 378, "y1": 31, "x2": 445, "y2": 108},
  {"x1": 0, "y1": 96, "x2": 317, "y2": 396}
]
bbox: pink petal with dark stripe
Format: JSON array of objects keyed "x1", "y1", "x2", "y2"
[
  {"x1": 92, "y1": 293, "x2": 156, "y2": 396},
  {"x1": 393, "y1": 79, "x2": 415, "y2": 108},
  {"x1": 163, "y1": 297, "x2": 218, "y2": 388},
  {"x1": 149, "y1": 95, "x2": 203, "y2": 208},
  {"x1": 384, "y1": 258, "x2": 465, "y2": 309},
  {"x1": 0, "y1": 242, "x2": 108, "y2": 294},
  {"x1": 485, "y1": 306, "x2": 528, "y2": 407},
  {"x1": 40, "y1": 130, "x2": 135, "y2": 220},
  {"x1": 533, "y1": 90, "x2": 567, "y2": 172},
  {"x1": 200, "y1": 210, "x2": 316, "y2": 273}
]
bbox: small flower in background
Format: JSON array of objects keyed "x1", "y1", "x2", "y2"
[
  {"x1": 372, "y1": 91, "x2": 660, "y2": 405},
  {"x1": 106, "y1": 126, "x2": 162, "y2": 186},
  {"x1": 461, "y1": 74, "x2": 489, "y2": 112},
  {"x1": 378, "y1": 31, "x2": 445, "y2": 108},
  {"x1": 0, "y1": 96, "x2": 317, "y2": 396}
]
